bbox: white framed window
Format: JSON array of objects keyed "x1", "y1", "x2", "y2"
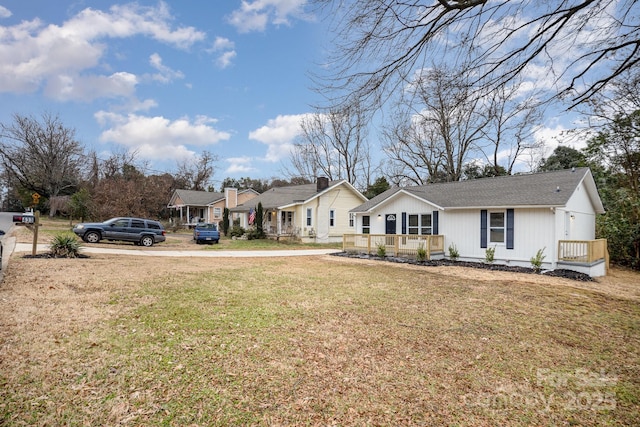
[
  {"x1": 349, "y1": 212, "x2": 355, "y2": 227},
  {"x1": 489, "y1": 211, "x2": 505, "y2": 243},
  {"x1": 306, "y1": 208, "x2": 312, "y2": 226},
  {"x1": 408, "y1": 214, "x2": 432, "y2": 235},
  {"x1": 362, "y1": 215, "x2": 370, "y2": 234},
  {"x1": 329, "y1": 209, "x2": 335, "y2": 227},
  {"x1": 213, "y1": 207, "x2": 222, "y2": 218}
]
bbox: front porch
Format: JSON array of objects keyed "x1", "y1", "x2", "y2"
[
  {"x1": 343, "y1": 234, "x2": 445, "y2": 259},
  {"x1": 263, "y1": 210, "x2": 298, "y2": 239},
  {"x1": 343, "y1": 234, "x2": 609, "y2": 277},
  {"x1": 558, "y1": 239, "x2": 609, "y2": 276}
]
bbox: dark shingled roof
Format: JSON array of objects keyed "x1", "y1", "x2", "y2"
[
  {"x1": 351, "y1": 168, "x2": 603, "y2": 212},
  {"x1": 231, "y1": 180, "x2": 344, "y2": 211},
  {"x1": 170, "y1": 189, "x2": 224, "y2": 206}
]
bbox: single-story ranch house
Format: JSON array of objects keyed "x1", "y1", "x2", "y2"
[
  {"x1": 167, "y1": 187, "x2": 259, "y2": 228},
  {"x1": 346, "y1": 168, "x2": 608, "y2": 277},
  {"x1": 231, "y1": 177, "x2": 368, "y2": 243}
]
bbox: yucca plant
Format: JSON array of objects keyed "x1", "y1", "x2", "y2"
[{"x1": 49, "y1": 232, "x2": 83, "y2": 258}]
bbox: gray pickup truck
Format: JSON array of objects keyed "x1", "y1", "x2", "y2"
[{"x1": 193, "y1": 223, "x2": 220, "y2": 244}]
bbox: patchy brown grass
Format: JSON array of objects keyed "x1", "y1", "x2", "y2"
[{"x1": 1, "y1": 248, "x2": 639, "y2": 426}]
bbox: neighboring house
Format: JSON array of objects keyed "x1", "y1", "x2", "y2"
[
  {"x1": 167, "y1": 188, "x2": 259, "y2": 227},
  {"x1": 348, "y1": 168, "x2": 607, "y2": 276},
  {"x1": 231, "y1": 177, "x2": 368, "y2": 243}
]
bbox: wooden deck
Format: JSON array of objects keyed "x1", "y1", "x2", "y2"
[{"x1": 343, "y1": 234, "x2": 445, "y2": 259}]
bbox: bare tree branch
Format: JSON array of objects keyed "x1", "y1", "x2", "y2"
[{"x1": 315, "y1": 0, "x2": 639, "y2": 111}]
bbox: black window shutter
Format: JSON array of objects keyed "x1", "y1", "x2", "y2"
[
  {"x1": 401, "y1": 212, "x2": 406, "y2": 234},
  {"x1": 506, "y1": 209, "x2": 514, "y2": 249},
  {"x1": 432, "y1": 211, "x2": 439, "y2": 235},
  {"x1": 480, "y1": 210, "x2": 487, "y2": 248}
]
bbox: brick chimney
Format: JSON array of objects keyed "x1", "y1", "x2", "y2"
[
  {"x1": 316, "y1": 177, "x2": 329, "y2": 192},
  {"x1": 224, "y1": 187, "x2": 238, "y2": 208}
]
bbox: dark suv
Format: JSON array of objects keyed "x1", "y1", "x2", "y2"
[{"x1": 73, "y1": 217, "x2": 166, "y2": 247}]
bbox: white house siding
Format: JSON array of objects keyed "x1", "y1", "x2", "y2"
[
  {"x1": 442, "y1": 208, "x2": 558, "y2": 268},
  {"x1": 304, "y1": 185, "x2": 363, "y2": 243},
  {"x1": 559, "y1": 182, "x2": 598, "y2": 241},
  {"x1": 365, "y1": 195, "x2": 440, "y2": 234}
]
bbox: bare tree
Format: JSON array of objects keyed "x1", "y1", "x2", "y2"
[
  {"x1": 479, "y1": 83, "x2": 543, "y2": 175},
  {"x1": 288, "y1": 104, "x2": 370, "y2": 188},
  {"x1": 98, "y1": 149, "x2": 139, "y2": 180},
  {"x1": 175, "y1": 150, "x2": 218, "y2": 191},
  {"x1": 0, "y1": 112, "x2": 84, "y2": 199},
  {"x1": 315, "y1": 0, "x2": 639, "y2": 110},
  {"x1": 383, "y1": 65, "x2": 489, "y2": 183},
  {"x1": 382, "y1": 111, "x2": 444, "y2": 185}
]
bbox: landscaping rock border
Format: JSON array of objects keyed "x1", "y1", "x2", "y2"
[{"x1": 331, "y1": 251, "x2": 595, "y2": 282}]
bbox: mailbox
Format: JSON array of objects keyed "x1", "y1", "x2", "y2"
[{"x1": 12, "y1": 214, "x2": 35, "y2": 224}]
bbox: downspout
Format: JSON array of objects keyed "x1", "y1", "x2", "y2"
[{"x1": 551, "y1": 207, "x2": 557, "y2": 269}]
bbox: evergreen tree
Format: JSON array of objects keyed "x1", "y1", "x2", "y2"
[
  {"x1": 222, "y1": 208, "x2": 230, "y2": 237},
  {"x1": 256, "y1": 202, "x2": 265, "y2": 239}
]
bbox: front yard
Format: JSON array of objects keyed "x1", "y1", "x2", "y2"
[{"x1": 0, "y1": 248, "x2": 638, "y2": 425}]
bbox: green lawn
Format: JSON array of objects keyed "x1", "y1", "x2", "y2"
[{"x1": 1, "y1": 254, "x2": 638, "y2": 426}]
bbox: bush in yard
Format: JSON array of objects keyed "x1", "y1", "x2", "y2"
[
  {"x1": 448, "y1": 243, "x2": 459, "y2": 260},
  {"x1": 485, "y1": 246, "x2": 495, "y2": 264},
  {"x1": 377, "y1": 243, "x2": 386, "y2": 258},
  {"x1": 416, "y1": 244, "x2": 427, "y2": 262},
  {"x1": 245, "y1": 227, "x2": 265, "y2": 240},
  {"x1": 229, "y1": 225, "x2": 245, "y2": 238},
  {"x1": 49, "y1": 232, "x2": 82, "y2": 258},
  {"x1": 530, "y1": 247, "x2": 546, "y2": 273}
]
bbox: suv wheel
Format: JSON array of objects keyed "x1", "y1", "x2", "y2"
[
  {"x1": 140, "y1": 235, "x2": 154, "y2": 247},
  {"x1": 84, "y1": 231, "x2": 100, "y2": 244}
]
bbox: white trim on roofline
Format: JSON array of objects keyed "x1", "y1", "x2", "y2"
[
  {"x1": 278, "y1": 179, "x2": 367, "y2": 210},
  {"x1": 359, "y1": 189, "x2": 445, "y2": 213}
]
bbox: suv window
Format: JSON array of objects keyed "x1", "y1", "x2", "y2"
[
  {"x1": 146, "y1": 222, "x2": 161, "y2": 230},
  {"x1": 131, "y1": 219, "x2": 145, "y2": 228},
  {"x1": 112, "y1": 219, "x2": 130, "y2": 227}
]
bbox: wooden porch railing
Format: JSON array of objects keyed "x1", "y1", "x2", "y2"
[
  {"x1": 343, "y1": 234, "x2": 445, "y2": 259},
  {"x1": 558, "y1": 239, "x2": 609, "y2": 269}
]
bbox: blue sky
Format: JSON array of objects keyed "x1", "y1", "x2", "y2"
[
  {"x1": 0, "y1": 0, "x2": 331, "y2": 182},
  {"x1": 0, "y1": 1, "x2": 600, "y2": 188}
]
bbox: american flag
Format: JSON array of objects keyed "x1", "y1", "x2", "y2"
[{"x1": 248, "y1": 208, "x2": 256, "y2": 225}]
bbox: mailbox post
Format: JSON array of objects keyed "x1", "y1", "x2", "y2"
[
  {"x1": 12, "y1": 210, "x2": 40, "y2": 255},
  {"x1": 31, "y1": 211, "x2": 40, "y2": 256}
]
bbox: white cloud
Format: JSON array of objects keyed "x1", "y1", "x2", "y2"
[
  {"x1": 249, "y1": 113, "x2": 309, "y2": 162},
  {"x1": 0, "y1": 6, "x2": 12, "y2": 19},
  {"x1": 65, "y1": 2, "x2": 205, "y2": 48},
  {"x1": 148, "y1": 53, "x2": 184, "y2": 83},
  {"x1": 216, "y1": 50, "x2": 237, "y2": 69},
  {"x1": 228, "y1": 0, "x2": 311, "y2": 33},
  {"x1": 209, "y1": 36, "x2": 237, "y2": 68},
  {"x1": 226, "y1": 156, "x2": 255, "y2": 174},
  {"x1": 45, "y1": 72, "x2": 138, "y2": 102},
  {"x1": 213, "y1": 36, "x2": 235, "y2": 51},
  {"x1": 95, "y1": 111, "x2": 231, "y2": 161},
  {"x1": 0, "y1": 1, "x2": 204, "y2": 99}
]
